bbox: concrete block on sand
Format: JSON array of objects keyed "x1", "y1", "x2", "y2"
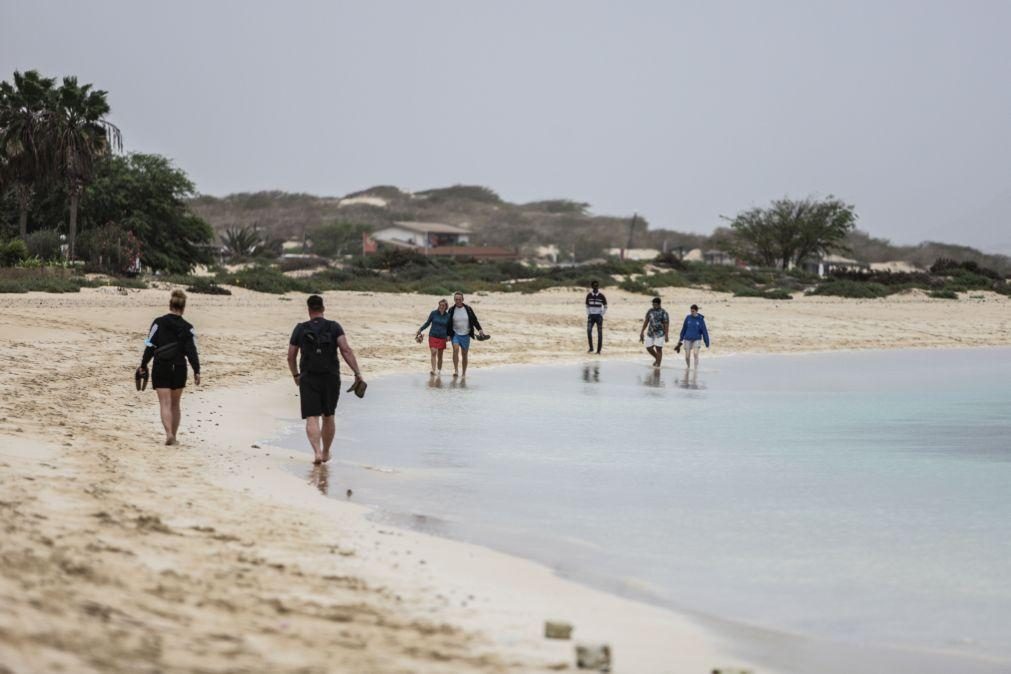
[
  {"x1": 576, "y1": 643, "x2": 611, "y2": 671},
  {"x1": 545, "y1": 620, "x2": 573, "y2": 639}
]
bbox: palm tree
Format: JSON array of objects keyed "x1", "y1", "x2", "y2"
[
  {"x1": 50, "y1": 76, "x2": 121, "y2": 259},
  {"x1": 0, "y1": 70, "x2": 58, "y2": 239}
]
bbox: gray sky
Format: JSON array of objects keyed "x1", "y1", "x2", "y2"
[{"x1": 3, "y1": 0, "x2": 1010, "y2": 253}]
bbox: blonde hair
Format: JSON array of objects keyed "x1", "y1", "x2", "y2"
[{"x1": 169, "y1": 289, "x2": 187, "y2": 312}]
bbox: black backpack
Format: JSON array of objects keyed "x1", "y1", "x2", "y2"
[{"x1": 300, "y1": 320, "x2": 337, "y2": 373}]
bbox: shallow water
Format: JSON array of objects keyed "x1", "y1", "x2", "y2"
[{"x1": 282, "y1": 348, "x2": 1011, "y2": 672}]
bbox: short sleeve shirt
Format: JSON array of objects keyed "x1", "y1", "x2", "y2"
[
  {"x1": 290, "y1": 317, "x2": 345, "y2": 375},
  {"x1": 646, "y1": 308, "x2": 669, "y2": 337}
]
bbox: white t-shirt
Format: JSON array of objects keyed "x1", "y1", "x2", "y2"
[{"x1": 452, "y1": 306, "x2": 470, "y2": 335}]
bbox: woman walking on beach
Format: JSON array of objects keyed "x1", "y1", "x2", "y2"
[
  {"x1": 416, "y1": 299, "x2": 451, "y2": 375},
  {"x1": 137, "y1": 289, "x2": 201, "y2": 445}
]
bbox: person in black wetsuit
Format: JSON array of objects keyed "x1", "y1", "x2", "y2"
[{"x1": 138, "y1": 289, "x2": 201, "y2": 445}]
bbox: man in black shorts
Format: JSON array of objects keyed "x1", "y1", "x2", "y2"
[{"x1": 287, "y1": 295, "x2": 365, "y2": 464}]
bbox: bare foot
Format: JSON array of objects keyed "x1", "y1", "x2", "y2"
[
  {"x1": 313, "y1": 454, "x2": 322, "y2": 465},
  {"x1": 322, "y1": 449, "x2": 331, "y2": 463},
  {"x1": 165, "y1": 437, "x2": 176, "y2": 446},
  {"x1": 452, "y1": 371, "x2": 459, "y2": 378},
  {"x1": 429, "y1": 370, "x2": 436, "y2": 375}
]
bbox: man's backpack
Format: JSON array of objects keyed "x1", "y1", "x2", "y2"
[{"x1": 300, "y1": 320, "x2": 338, "y2": 374}]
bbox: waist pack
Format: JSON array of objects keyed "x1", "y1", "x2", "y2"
[
  {"x1": 154, "y1": 340, "x2": 180, "y2": 362},
  {"x1": 153, "y1": 323, "x2": 187, "y2": 362}
]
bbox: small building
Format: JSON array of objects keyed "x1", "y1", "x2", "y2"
[
  {"x1": 606, "y1": 248, "x2": 662, "y2": 261},
  {"x1": 870, "y1": 261, "x2": 925, "y2": 274},
  {"x1": 371, "y1": 221, "x2": 470, "y2": 249},
  {"x1": 802, "y1": 254, "x2": 870, "y2": 277},
  {"x1": 704, "y1": 249, "x2": 735, "y2": 266}
]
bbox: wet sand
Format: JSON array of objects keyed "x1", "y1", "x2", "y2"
[{"x1": 1, "y1": 285, "x2": 1009, "y2": 673}]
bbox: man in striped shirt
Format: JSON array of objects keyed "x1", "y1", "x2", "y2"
[{"x1": 585, "y1": 280, "x2": 607, "y2": 354}]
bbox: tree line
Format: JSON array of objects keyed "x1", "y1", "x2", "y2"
[{"x1": 0, "y1": 70, "x2": 213, "y2": 273}]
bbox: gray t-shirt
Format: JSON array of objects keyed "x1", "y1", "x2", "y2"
[{"x1": 452, "y1": 306, "x2": 470, "y2": 336}]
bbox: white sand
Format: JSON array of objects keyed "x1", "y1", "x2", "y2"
[{"x1": 1, "y1": 285, "x2": 1009, "y2": 673}]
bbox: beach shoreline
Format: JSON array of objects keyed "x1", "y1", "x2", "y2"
[{"x1": 2, "y1": 286, "x2": 1009, "y2": 673}]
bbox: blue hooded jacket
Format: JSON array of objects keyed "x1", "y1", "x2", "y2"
[{"x1": 679, "y1": 313, "x2": 710, "y2": 347}]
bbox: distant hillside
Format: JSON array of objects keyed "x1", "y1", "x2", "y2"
[{"x1": 188, "y1": 185, "x2": 1011, "y2": 271}]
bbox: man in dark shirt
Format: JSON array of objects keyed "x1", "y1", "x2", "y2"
[
  {"x1": 287, "y1": 295, "x2": 364, "y2": 464},
  {"x1": 585, "y1": 280, "x2": 607, "y2": 354}
]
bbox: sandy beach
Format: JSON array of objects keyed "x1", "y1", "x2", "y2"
[{"x1": 2, "y1": 285, "x2": 1009, "y2": 674}]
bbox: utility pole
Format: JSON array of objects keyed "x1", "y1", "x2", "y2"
[{"x1": 626, "y1": 212, "x2": 638, "y2": 251}]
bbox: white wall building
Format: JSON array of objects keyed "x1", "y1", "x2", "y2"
[{"x1": 371, "y1": 221, "x2": 471, "y2": 249}]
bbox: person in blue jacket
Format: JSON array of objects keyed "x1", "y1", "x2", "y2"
[
  {"x1": 678, "y1": 304, "x2": 710, "y2": 369},
  {"x1": 416, "y1": 298, "x2": 451, "y2": 375}
]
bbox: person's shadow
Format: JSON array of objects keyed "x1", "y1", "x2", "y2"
[
  {"x1": 307, "y1": 464, "x2": 329, "y2": 496},
  {"x1": 582, "y1": 364, "x2": 600, "y2": 383}
]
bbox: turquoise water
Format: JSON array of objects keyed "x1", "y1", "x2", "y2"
[{"x1": 283, "y1": 348, "x2": 1011, "y2": 672}]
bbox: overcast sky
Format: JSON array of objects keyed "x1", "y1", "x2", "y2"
[{"x1": 3, "y1": 0, "x2": 1009, "y2": 253}]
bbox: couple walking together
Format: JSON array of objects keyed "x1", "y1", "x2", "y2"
[{"x1": 416, "y1": 292, "x2": 486, "y2": 378}]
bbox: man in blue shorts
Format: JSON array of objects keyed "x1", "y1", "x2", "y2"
[{"x1": 446, "y1": 291, "x2": 486, "y2": 378}]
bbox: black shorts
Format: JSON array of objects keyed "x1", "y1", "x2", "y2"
[
  {"x1": 152, "y1": 361, "x2": 187, "y2": 390},
  {"x1": 299, "y1": 373, "x2": 340, "y2": 419}
]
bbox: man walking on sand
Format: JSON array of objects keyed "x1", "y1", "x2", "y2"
[
  {"x1": 585, "y1": 279, "x2": 607, "y2": 354},
  {"x1": 287, "y1": 295, "x2": 365, "y2": 465},
  {"x1": 678, "y1": 303, "x2": 710, "y2": 370},
  {"x1": 639, "y1": 297, "x2": 669, "y2": 368},
  {"x1": 446, "y1": 291, "x2": 486, "y2": 378}
]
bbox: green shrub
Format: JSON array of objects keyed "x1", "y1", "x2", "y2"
[
  {"x1": 417, "y1": 285, "x2": 453, "y2": 296},
  {"x1": 217, "y1": 265, "x2": 311, "y2": 294},
  {"x1": 928, "y1": 289, "x2": 958, "y2": 300},
  {"x1": 1, "y1": 239, "x2": 29, "y2": 267},
  {"x1": 619, "y1": 278, "x2": 654, "y2": 295},
  {"x1": 0, "y1": 280, "x2": 26, "y2": 293},
  {"x1": 278, "y1": 255, "x2": 327, "y2": 272},
  {"x1": 809, "y1": 280, "x2": 892, "y2": 298},
  {"x1": 187, "y1": 277, "x2": 232, "y2": 295},
  {"x1": 734, "y1": 287, "x2": 793, "y2": 300},
  {"x1": 24, "y1": 229, "x2": 64, "y2": 260}
]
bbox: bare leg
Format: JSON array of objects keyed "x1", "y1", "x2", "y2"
[
  {"x1": 156, "y1": 389, "x2": 175, "y2": 444},
  {"x1": 305, "y1": 416, "x2": 323, "y2": 464},
  {"x1": 646, "y1": 346, "x2": 657, "y2": 366},
  {"x1": 170, "y1": 388, "x2": 183, "y2": 439},
  {"x1": 437, "y1": 349, "x2": 444, "y2": 371},
  {"x1": 685, "y1": 348, "x2": 692, "y2": 368},
  {"x1": 461, "y1": 348, "x2": 469, "y2": 377},
  {"x1": 429, "y1": 348, "x2": 438, "y2": 375},
  {"x1": 693, "y1": 348, "x2": 700, "y2": 369},
  {"x1": 452, "y1": 344, "x2": 460, "y2": 376},
  {"x1": 655, "y1": 348, "x2": 663, "y2": 367},
  {"x1": 321, "y1": 415, "x2": 336, "y2": 463}
]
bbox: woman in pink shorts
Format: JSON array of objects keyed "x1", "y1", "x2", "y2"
[{"x1": 416, "y1": 299, "x2": 451, "y2": 375}]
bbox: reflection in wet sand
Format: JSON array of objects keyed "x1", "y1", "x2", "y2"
[
  {"x1": 582, "y1": 364, "x2": 601, "y2": 383},
  {"x1": 307, "y1": 464, "x2": 329, "y2": 496},
  {"x1": 427, "y1": 374, "x2": 444, "y2": 389},
  {"x1": 640, "y1": 368, "x2": 664, "y2": 388},
  {"x1": 678, "y1": 368, "x2": 703, "y2": 390}
]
